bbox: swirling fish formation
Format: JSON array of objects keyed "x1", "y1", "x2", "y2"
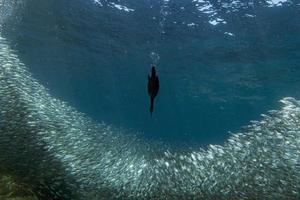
[{"x1": 1, "y1": 33, "x2": 300, "y2": 199}]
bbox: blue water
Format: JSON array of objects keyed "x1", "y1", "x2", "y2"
[
  {"x1": 2, "y1": 0, "x2": 300, "y2": 147},
  {"x1": 2, "y1": 1, "x2": 300, "y2": 199}
]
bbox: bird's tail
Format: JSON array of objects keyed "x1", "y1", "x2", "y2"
[{"x1": 150, "y1": 97, "x2": 154, "y2": 116}]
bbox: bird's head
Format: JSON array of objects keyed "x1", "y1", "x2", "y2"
[{"x1": 151, "y1": 66, "x2": 156, "y2": 76}]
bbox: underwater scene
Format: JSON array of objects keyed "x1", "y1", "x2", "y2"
[{"x1": 0, "y1": 0, "x2": 300, "y2": 199}]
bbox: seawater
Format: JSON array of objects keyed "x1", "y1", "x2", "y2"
[{"x1": 0, "y1": 0, "x2": 300, "y2": 199}]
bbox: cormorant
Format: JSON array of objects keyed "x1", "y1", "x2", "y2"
[{"x1": 148, "y1": 66, "x2": 159, "y2": 116}]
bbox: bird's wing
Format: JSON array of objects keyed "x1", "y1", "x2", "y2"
[{"x1": 154, "y1": 76, "x2": 159, "y2": 96}]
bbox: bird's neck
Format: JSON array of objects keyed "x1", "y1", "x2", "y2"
[{"x1": 151, "y1": 71, "x2": 156, "y2": 77}]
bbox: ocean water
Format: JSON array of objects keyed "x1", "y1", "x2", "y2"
[
  {"x1": 0, "y1": 0, "x2": 300, "y2": 199},
  {"x1": 3, "y1": 0, "x2": 300, "y2": 146}
]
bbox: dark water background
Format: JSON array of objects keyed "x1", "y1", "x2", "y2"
[{"x1": 3, "y1": 0, "x2": 300, "y2": 147}]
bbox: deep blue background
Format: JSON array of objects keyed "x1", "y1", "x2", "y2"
[{"x1": 3, "y1": 0, "x2": 300, "y2": 147}]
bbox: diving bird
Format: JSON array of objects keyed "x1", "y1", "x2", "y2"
[{"x1": 148, "y1": 66, "x2": 159, "y2": 116}]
